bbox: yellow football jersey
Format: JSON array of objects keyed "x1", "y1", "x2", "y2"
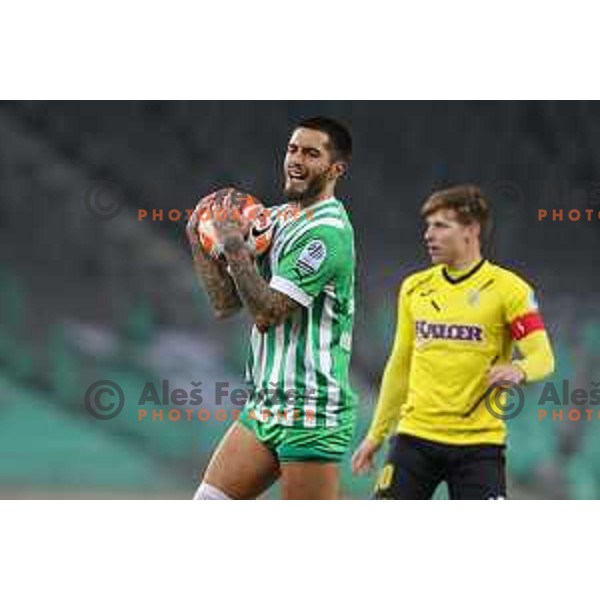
[{"x1": 367, "y1": 259, "x2": 555, "y2": 446}]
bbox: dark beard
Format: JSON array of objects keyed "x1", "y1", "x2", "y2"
[{"x1": 283, "y1": 171, "x2": 329, "y2": 204}]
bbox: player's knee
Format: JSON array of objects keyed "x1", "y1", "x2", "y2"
[{"x1": 193, "y1": 482, "x2": 232, "y2": 500}]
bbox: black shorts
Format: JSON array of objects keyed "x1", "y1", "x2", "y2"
[{"x1": 374, "y1": 433, "x2": 506, "y2": 500}]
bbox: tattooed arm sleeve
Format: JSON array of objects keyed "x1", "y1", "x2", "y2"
[
  {"x1": 186, "y1": 193, "x2": 243, "y2": 320},
  {"x1": 191, "y1": 245, "x2": 243, "y2": 320},
  {"x1": 222, "y1": 237, "x2": 301, "y2": 328}
]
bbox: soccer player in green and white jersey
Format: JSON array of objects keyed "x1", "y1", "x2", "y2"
[{"x1": 187, "y1": 117, "x2": 356, "y2": 499}]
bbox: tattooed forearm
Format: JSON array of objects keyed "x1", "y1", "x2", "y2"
[
  {"x1": 222, "y1": 237, "x2": 300, "y2": 328},
  {"x1": 191, "y1": 245, "x2": 242, "y2": 319}
]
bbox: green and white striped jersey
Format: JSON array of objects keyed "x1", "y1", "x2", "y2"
[{"x1": 244, "y1": 196, "x2": 356, "y2": 429}]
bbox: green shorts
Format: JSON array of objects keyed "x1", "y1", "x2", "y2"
[{"x1": 238, "y1": 404, "x2": 354, "y2": 463}]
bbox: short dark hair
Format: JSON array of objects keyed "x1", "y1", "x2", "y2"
[
  {"x1": 297, "y1": 116, "x2": 353, "y2": 163},
  {"x1": 421, "y1": 184, "x2": 492, "y2": 241}
]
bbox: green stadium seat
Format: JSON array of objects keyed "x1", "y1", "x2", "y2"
[{"x1": 0, "y1": 375, "x2": 182, "y2": 493}]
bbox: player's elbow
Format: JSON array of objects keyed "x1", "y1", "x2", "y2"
[
  {"x1": 536, "y1": 342, "x2": 556, "y2": 381},
  {"x1": 541, "y1": 351, "x2": 556, "y2": 380},
  {"x1": 255, "y1": 310, "x2": 282, "y2": 329},
  {"x1": 255, "y1": 300, "x2": 299, "y2": 329},
  {"x1": 523, "y1": 351, "x2": 556, "y2": 383},
  {"x1": 533, "y1": 360, "x2": 555, "y2": 383}
]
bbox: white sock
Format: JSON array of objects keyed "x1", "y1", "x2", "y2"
[{"x1": 193, "y1": 482, "x2": 232, "y2": 500}]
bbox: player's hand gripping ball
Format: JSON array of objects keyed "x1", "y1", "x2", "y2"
[{"x1": 190, "y1": 188, "x2": 274, "y2": 260}]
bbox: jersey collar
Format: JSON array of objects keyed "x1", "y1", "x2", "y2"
[
  {"x1": 442, "y1": 259, "x2": 487, "y2": 285},
  {"x1": 305, "y1": 196, "x2": 338, "y2": 211}
]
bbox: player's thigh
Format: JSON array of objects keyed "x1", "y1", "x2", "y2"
[
  {"x1": 202, "y1": 421, "x2": 280, "y2": 500},
  {"x1": 280, "y1": 462, "x2": 340, "y2": 499},
  {"x1": 447, "y1": 445, "x2": 506, "y2": 500},
  {"x1": 374, "y1": 434, "x2": 444, "y2": 500},
  {"x1": 277, "y1": 421, "x2": 353, "y2": 499}
]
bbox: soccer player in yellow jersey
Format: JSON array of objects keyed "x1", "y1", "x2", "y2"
[{"x1": 352, "y1": 184, "x2": 555, "y2": 499}]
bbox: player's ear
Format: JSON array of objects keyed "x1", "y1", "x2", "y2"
[
  {"x1": 466, "y1": 221, "x2": 481, "y2": 243},
  {"x1": 330, "y1": 160, "x2": 347, "y2": 180}
]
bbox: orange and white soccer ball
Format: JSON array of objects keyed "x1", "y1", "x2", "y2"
[{"x1": 196, "y1": 190, "x2": 274, "y2": 259}]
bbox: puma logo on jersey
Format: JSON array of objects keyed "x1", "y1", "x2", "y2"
[{"x1": 415, "y1": 320, "x2": 484, "y2": 342}]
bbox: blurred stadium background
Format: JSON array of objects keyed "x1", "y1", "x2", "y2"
[{"x1": 0, "y1": 100, "x2": 598, "y2": 499}]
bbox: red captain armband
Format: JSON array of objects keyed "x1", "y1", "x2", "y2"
[{"x1": 510, "y1": 312, "x2": 545, "y2": 341}]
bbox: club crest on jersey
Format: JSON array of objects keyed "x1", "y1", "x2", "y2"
[
  {"x1": 415, "y1": 320, "x2": 484, "y2": 342},
  {"x1": 467, "y1": 290, "x2": 480, "y2": 306},
  {"x1": 296, "y1": 239, "x2": 327, "y2": 276}
]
